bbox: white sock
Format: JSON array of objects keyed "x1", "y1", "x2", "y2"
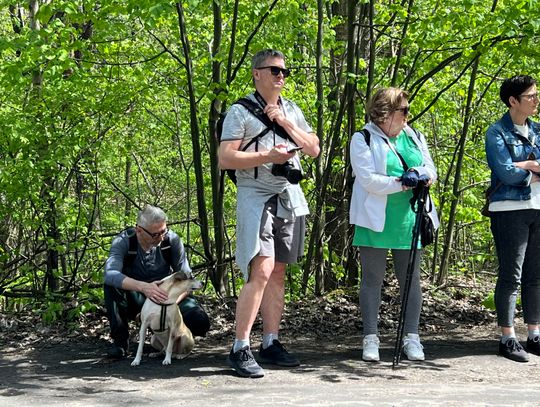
[
  {"x1": 501, "y1": 333, "x2": 516, "y2": 344},
  {"x1": 233, "y1": 339, "x2": 250, "y2": 352},
  {"x1": 262, "y1": 333, "x2": 279, "y2": 349},
  {"x1": 528, "y1": 329, "x2": 540, "y2": 340}
]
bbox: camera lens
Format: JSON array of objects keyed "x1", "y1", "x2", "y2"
[
  {"x1": 271, "y1": 161, "x2": 304, "y2": 184},
  {"x1": 286, "y1": 169, "x2": 303, "y2": 184}
]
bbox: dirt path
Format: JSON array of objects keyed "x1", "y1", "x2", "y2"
[{"x1": 2, "y1": 326, "x2": 540, "y2": 406}]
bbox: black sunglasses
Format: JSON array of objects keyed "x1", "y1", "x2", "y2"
[
  {"x1": 394, "y1": 106, "x2": 410, "y2": 116},
  {"x1": 256, "y1": 66, "x2": 291, "y2": 78},
  {"x1": 137, "y1": 224, "x2": 168, "y2": 238}
]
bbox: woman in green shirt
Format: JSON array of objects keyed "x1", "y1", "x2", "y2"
[{"x1": 349, "y1": 87, "x2": 438, "y2": 362}]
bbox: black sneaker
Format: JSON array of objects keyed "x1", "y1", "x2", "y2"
[
  {"x1": 257, "y1": 339, "x2": 300, "y2": 367},
  {"x1": 227, "y1": 346, "x2": 265, "y2": 378},
  {"x1": 498, "y1": 338, "x2": 529, "y2": 362},
  {"x1": 107, "y1": 342, "x2": 128, "y2": 359},
  {"x1": 526, "y1": 336, "x2": 540, "y2": 356}
]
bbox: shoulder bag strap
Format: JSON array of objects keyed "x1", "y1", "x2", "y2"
[{"x1": 380, "y1": 136, "x2": 409, "y2": 171}]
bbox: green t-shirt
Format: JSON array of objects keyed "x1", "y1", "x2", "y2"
[{"x1": 353, "y1": 130, "x2": 423, "y2": 249}]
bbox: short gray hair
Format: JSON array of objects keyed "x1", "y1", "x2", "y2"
[
  {"x1": 251, "y1": 49, "x2": 285, "y2": 69},
  {"x1": 137, "y1": 205, "x2": 167, "y2": 227}
]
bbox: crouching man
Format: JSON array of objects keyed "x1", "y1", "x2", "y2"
[{"x1": 103, "y1": 205, "x2": 210, "y2": 358}]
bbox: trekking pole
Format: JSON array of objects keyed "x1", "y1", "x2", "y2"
[{"x1": 392, "y1": 182, "x2": 429, "y2": 369}]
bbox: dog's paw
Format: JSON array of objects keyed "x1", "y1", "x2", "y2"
[
  {"x1": 162, "y1": 358, "x2": 172, "y2": 365},
  {"x1": 173, "y1": 351, "x2": 191, "y2": 360},
  {"x1": 131, "y1": 359, "x2": 141, "y2": 367}
]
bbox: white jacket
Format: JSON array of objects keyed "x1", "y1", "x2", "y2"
[{"x1": 349, "y1": 122, "x2": 439, "y2": 232}]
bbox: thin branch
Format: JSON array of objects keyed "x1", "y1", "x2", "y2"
[
  {"x1": 229, "y1": 0, "x2": 281, "y2": 84},
  {"x1": 77, "y1": 49, "x2": 167, "y2": 66},
  {"x1": 109, "y1": 178, "x2": 141, "y2": 209},
  {"x1": 130, "y1": 152, "x2": 157, "y2": 197},
  {"x1": 148, "y1": 30, "x2": 186, "y2": 69}
]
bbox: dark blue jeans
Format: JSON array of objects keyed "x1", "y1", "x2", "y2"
[{"x1": 491, "y1": 209, "x2": 540, "y2": 327}]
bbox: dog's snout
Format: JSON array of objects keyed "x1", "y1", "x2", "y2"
[{"x1": 191, "y1": 280, "x2": 203, "y2": 290}]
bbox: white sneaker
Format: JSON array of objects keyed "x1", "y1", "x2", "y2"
[
  {"x1": 402, "y1": 333, "x2": 425, "y2": 361},
  {"x1": 362, "y1": 334, "x2": 380, "y2": 362}
]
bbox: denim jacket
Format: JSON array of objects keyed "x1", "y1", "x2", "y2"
[{"x1": 485, "y1": 112, "x2": 540, "y2": 202}]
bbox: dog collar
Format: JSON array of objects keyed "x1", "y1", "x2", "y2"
[{"x1": 149, "y1": 299, "x2": 175, "y2": 306}]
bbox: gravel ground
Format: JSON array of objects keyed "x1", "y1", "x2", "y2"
[{"x1": 1, "y1": 326, "x2": 540, "y2": 406}]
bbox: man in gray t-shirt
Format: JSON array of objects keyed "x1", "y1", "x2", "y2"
[
  {"x1": 103, "y1": 205, "x2": 210, "y2": 359},
  {"x1": 219, "y1": 49, "x2": 320, "y2": 378}
]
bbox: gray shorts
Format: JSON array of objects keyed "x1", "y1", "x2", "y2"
[{"x1": 258, "y1": 195, "x2": 302, "y2": 264}]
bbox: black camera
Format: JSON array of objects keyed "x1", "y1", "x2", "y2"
[{"x1": 271, "y1": 161, "x2": 304, "y2": 184}]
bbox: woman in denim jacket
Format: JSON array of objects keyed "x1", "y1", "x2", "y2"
[{"x1": 485, "y1": 75, "x2": 540, "y2": 362}]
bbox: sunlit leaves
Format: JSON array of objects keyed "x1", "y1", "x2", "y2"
[{"x1": 1, "y1": 0, "x2": 540, "y2": 306}]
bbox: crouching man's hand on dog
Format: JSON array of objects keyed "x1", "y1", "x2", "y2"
[
  {"x1": 142, "y1": 281, "x2": 169, "y2": 304},
  {"x1": 175, "y1": 291, "x2": 189, "y2": 305},
  {"x1": 121, "y1": 276, "x2": 169, "y2": 303}
]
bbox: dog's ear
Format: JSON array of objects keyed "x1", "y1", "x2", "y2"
[
  {"x1": 175, "y1": 271, "x2": 193, "y2": 280},
  {"x1": 172, "y1": 271, "x2": 187, "y2": 280}
]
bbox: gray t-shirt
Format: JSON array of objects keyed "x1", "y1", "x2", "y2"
[
  {"x1": 221, "y1": 93, "x2": 313, "y2": 276},
  {"x1": 103, "y1": 229, "x2": 192, "y2": 288},
  {"x1": 221, "y1": 93, "x2": 313, "y2": 188}
]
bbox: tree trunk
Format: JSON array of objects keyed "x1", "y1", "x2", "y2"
[
  {"x1": 208, "y1": 0, "x2": 228, "y2": 296},
  {"x1": 175, "y1": 2, "x2": 214, "y2": 274},
  {"x1": 437, "y1": 55, "x2": 480, "y2": 285},
  {"x1": 303, "y1": 0, "x2": 360, "y2": 295}
]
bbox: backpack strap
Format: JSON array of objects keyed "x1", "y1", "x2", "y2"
[
  {"x1": 221, "y1": 96, "x2": 295, "y2": 181},
  {"x1": 236, "y1": 96, "x2": 296, "y2": 144},
  {"x1": 362, "y1": 128, "x2": 371, "y2": 146},
  {"x1": 124, "y1": 227, "x2": 138, "y2": 268},
  {"x1": 160, "y1": 233, "x2": 172, "y2": 266},
  {"x1": 234, "y1": 98, "x2": 272, "y2": 180},
  {"x1": 123, "y1": 227, "x2": 172, "y2": 268},
  {"x1": 348, "y1": 129, "x2": 371, "y2": 189},
  {"x1": 234, "y1": 98, "x2": 273, "y2": 148}
]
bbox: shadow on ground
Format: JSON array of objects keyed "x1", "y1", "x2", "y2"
[{"x1": 0, "y1": 331, "x2": 496, "y2": 387}]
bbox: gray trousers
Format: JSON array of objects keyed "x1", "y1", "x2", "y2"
[
  {"x1": 490, "y1": 209, "x2": 540, "y2": 327},
  {"x1": 358, "y1": 246, "x2": 423, "y2": 336}
]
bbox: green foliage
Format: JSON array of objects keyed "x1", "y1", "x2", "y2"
[
  {"x1": 285, "y1": 263, "x2": 305, "y2": 302},
  {"x1": 482, "y1": 292, "x2": 495, "y2": 310},
  {"x1": 1, "y1": 0, "x2": 540, "y2": 319},
  {"x1": 40, "y1": 299, "x2": 64, "y2": 324},
  {"x1": 483, "y1": 292, "x2": 521, "y2": 311}
]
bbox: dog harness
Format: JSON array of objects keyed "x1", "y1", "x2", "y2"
[{"x1": 149, "y1": 300, "x2": 175, "y2": 333}]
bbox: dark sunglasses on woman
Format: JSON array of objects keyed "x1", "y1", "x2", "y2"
[{"x1": 395, "y1": 106, "x2": 410, "y2": 116}]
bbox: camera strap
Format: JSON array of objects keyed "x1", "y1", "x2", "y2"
[
  {"x1": 232, "y1": 91, "x2": 296, "y2": 180},
  {"x1": 381, "y1": 137, "x2": 409, "y2": 171},
  {"x1": 394, "y1": 149, "x2": 409, "y2": 172},
  {"x1": 253, "y1": 91, "x2": 296, "y2": 146}
]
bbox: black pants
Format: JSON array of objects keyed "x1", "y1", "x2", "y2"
[
  {"x1": 491, "y1": 210, "x2": 540, "y2": 327},
  {"x1": 104, "y1": 284, "x2": 210, "y2": 346}
]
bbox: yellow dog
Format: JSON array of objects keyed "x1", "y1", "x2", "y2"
[{"x1": 131, "y1": 273, "x2": 202, "y2": 366}]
